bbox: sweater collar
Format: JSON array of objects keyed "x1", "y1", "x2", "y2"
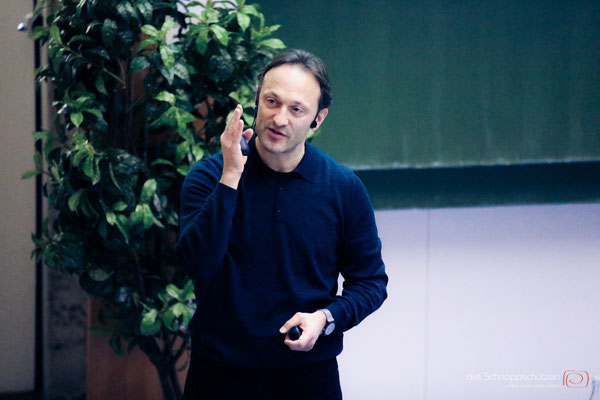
[{"x1": 248, "y1": 136, "x2": 316, "y2": 184}]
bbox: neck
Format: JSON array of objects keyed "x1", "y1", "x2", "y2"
[{"x1": 255, "y1": 138, "x2": 306, "y2": 173}]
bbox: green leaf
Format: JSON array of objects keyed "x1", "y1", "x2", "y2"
[
  {"x1": 73, "y1": 149, "x2": 87, "y2": 167},
  {"x1": 153, "y1": 216, "x2": 165, "y2": 229},
  {"x1": 85, "y1": 108, "x2": 104, "y2": 119},
  {"x1": 112, "y1": 201, "x2": 128, "y2": 212},
  {"x1": 159, "y1": 65, "x2": 175, "y2": 85},
  {"x1": 162, "y1": 307, "x2": 177, "y2": 331},
  {"x1": 129, "y1": 204, "x2": 144, "y2": 226},
  {"x1": 210, "y1": 25, "x2": 229, "y2": 46},
  {"x1": 175, "y1": 141, "x2": 189, "y2": 163},
  {"x1": 109, "y1": 163, "x2": 121, "y2": 191},
  {"x1": 260, "y1": 38, "x2": 285, "y2": 49},
  {"x1": 130, "y1": 56, "x2": 149, "y2": 73},
  {"x1": 87, "y1": 268, "x2": 112, "y2": 282},
  {"x1": 194, "y1": 25, "x2": 210, "y2": 54},
  {"x1": 150, "y1": 106, "x2": 176, "y2": 128},
  {"x1": 181, "y1": 280, "x2": 195, "y2": 301},
  {"x1": 33, "y1": 130, "x2": 49, "y2": 141},
  {"x1": 50, "y1": 164, "x2": 61, "y2": 182},
  {"x1": 150, "y1": 158, "x2": 173, "y2": 167},
  {"x1": 176, "y1": 165, "x2": 190, "y2": 176},
  {"x1": 175, "y1": 108, "x2": 195, "y2": 128},
  {"x1": 137, "y1": 38, "x2": 157, "y2": 53},
  {"x1": 171, "y1": 302, "x2": 185, "y2": 317},
  {"x1": 106, "y1": 211, "x2": 117, "y2": 226},
  {"x1": 155, "y1": 91, "x2": 176, "y2": 106},
  {"x1": 240, "y1": 4, "x2": 260, "y2": 16},
  {"x1": 237, "y1": 13, "x2": 250, "y2": 31},
  {"x1": 68, "y1": 189, "x2": 85, "y2": 212},
  {"x1": 142, "y1": 204, "x2": 154, "y2": 229},
  {"x1": 203, "y1": 8, "x2": 219, "y2": 24},
  {"x1": 68, "y1": 34, "x2": 92, "y2": 44},
  {"x1": 32, "y1": 26, "x2": 48, "y2": 41},
  {"x1": 173, "y1": 63, "x2": 190, "y2": 84},
  {"x1": 83, "y1": 155, "x2": 95, "y2": 179},
  {"x1": 49, "y1": 25, "x2": 62, "y2": 44},
  {"x1": 92, "y1": 155, "x2": 101, "y2": 185},
  {"x1": 34, "y1": 152, "x2": 42, "y2": 170},
  {"x1": 101, "y1": 19, "x2": 117, "y2": 48},
  {"x1": 95, "y1": 74, "x2": 108, "y2": 95},
  {"x1": 159, "y1": 44, "x2": 175, "y2": 69},
  {"x1": 115, "y1": 214, "x2": 129, "y2": 243},
  {"x1": 140, "y1": 178, "x2": 157, "y2": 203},
  {"x1": 137, "y1": 0, "x2": 153, "y2": 20},
  {"x1": 166, "y1": 284, "x2": 181, "y2": 300},
  {"x1": 192, "y1": 145, "x2": 204, "y2": 163},
  {"x1": 141, "y1": 24, "x2": 159, "y2": 38},
  {"x1": 182, "y1": 305, "x2": 193, "y2": 327},
  {"x1": 140, "y1": 309, "x2": 161, "y2": 336},
  {"x1": 75, "y1": 96, "x2": 92, "y2": 108},
  {"x1": 73, "y1": 131, "x2": 87, "y2": 145},
  {"x1": 71, "y1": 112, "x2": 84, "y2": 128},
  {"x1": 76, "y1": 0, "x2": 88, "y2": 14},
  {"x1": 160, "y1": 19, "x2": 175, "y2": 39},
  {"x1": 21, "y1": 169, "x2": 40, "y2": 180}
]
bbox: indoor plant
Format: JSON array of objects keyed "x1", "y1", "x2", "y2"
[{"x1": 24, "y1": 0, "x2": 284, "y2": 398}]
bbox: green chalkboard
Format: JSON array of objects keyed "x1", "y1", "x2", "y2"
[{"x1": 258, "y1": 0, "x2": 600, "y2": 169}]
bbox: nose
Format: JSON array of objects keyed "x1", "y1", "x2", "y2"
[{"x1": 272, "y1": 107, "x2": 289, "y2": 127}]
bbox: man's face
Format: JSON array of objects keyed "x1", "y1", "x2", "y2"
[{"x1": 255, "y1": 64, "x2": 326, "y2": 160}]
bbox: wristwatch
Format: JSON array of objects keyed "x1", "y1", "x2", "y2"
[{"x1": 318, "y1": 308, "x2": 335, "y2": 336}]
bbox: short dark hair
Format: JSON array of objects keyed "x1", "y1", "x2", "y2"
[{"x1": 256, "y1": 48, "x2": 332, "y2": 111}]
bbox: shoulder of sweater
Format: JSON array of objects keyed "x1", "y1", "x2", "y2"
[
  {"x1": 184, "y1": 152, "x2": 224, "y2": 186},
  {"x1": 307, "y1": 143, "x2": 360, "y2": 186}
]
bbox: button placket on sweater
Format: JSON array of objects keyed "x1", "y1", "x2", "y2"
[{"x1": 274, "y1": 179, "x2": 285, "y2": 219}]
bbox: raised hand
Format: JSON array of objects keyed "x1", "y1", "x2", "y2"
[{"x1": 219, "y1": 104, "x2": 253, "y2": 189}]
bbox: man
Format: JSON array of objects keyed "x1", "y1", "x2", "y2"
[{"x1": 177, "y1": 49, "x2": 388, "y2": 400}]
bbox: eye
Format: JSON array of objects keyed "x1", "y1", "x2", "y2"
[
  {"x1": 291, "y1": 106, "x2": 305, "y2": 115},
  {"x1": 265, "y1": 98, "x2": 277, "y2": 106}
]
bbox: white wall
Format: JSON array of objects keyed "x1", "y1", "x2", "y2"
[
  {"x1": 0, "y1": 0, "x2": 36, "y2": 393},
  {"x1": 339, "y1": 203, "x2": 600, "y2": 399}
]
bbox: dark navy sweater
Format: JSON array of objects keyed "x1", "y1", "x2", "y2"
[{"x1": 177, "y1": 138, "x2": 388, "y2": 369}]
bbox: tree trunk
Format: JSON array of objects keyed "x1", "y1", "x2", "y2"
[
  {"x1": 141, "y1": 336, "x2": 183, "y2": 400},
  {"x1": 154, "y1": 361, "x2": 181, "y2": 400}
]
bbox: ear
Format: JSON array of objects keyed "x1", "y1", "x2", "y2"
[{"x1": 311, "y1": 108, "x2": 328, "y2": 130}]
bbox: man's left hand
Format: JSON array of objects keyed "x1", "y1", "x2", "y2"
[{"x1": 279, "y1": 311, "x2": 327, "y2": 351}]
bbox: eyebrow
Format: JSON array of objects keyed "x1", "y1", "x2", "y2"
[{"x1": 262, "y1": 90, "x2": 311, "y2": 112}]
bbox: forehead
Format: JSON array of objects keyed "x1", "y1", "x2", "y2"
[{"x1": 261, "y1": 64, "x2": 321, "y2": 108}]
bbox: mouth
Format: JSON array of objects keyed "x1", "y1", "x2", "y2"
[{"x1": 267, "y1": 127, "x2": 286, "y2": 137}]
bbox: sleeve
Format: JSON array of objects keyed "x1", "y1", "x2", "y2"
[
  {"x1": 176, "y1": 159, "x2": 238, "y2": 283},
  {"x1": 326, "y1": 174, "x2": 388, "y2": 332}
]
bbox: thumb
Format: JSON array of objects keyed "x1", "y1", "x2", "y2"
[
  {"x1": 280, "y1": 313, "x2": 303, "y2": 334},
  {"x1": 242, "y1": 128, "x2": 253, "y2": 141}
]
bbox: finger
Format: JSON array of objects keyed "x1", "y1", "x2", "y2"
[
  {"x1": 284, "y1": 334, "x2": 316, "y2": 352},
  {"x1": 242, "y1": 128, "x2": 253, "y2": 141},
  {"x1": 279, "y1": 313, "x2": 303, "y2": 334},
  {"x1": 225, "y1": 105, "x2": 243, "y2": 136}
]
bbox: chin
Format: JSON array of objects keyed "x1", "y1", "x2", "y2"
[{"x1": 257, "y1": 135, "x2": 282, "y2": 153}]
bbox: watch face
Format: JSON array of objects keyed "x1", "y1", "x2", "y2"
[{"x1": 324, "y1": 322, "x2": 335, "y2": 336}]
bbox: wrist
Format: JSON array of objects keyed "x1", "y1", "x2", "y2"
[
  {"x1": 317, "y1": 308, "x2": 335, "y2": 336},
  {"x1": 316, "y1": 310, "x2": 327, "y2": 329},
  {"x1": 220, "y1": 170, "x2": 242, "y2": 189}
]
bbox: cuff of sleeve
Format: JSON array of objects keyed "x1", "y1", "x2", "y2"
[
  {"x1": 214, "y1": 182, "x2": 239, "y2": 203},
  {"x1": 324, "y1": 301, "x2": 348, "y2": 333}
]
